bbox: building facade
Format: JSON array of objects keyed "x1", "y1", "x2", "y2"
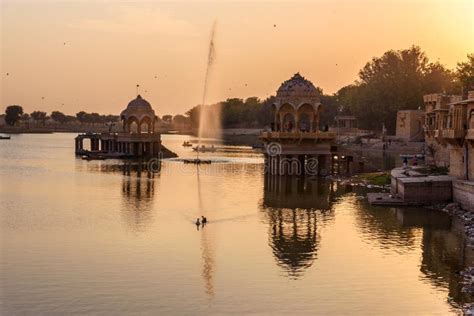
[
  {"x1": 396, "y1": 110, "x2": 424, "y2": 141},
  {"x1": 423, "y1": 91, "x2": 474, "y2": 211}
]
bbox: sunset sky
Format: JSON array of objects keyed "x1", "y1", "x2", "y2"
[{"x1": 2, "y1": 0, "x2": 473, "y2": 116}]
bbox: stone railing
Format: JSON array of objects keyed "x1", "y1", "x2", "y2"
[{"x1": 260, "y1": 131, "x2": 336, "y2": 139}]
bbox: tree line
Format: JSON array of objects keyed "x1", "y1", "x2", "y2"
[{"x1": 3, "y1": 108, "x2": 120, "y2": 127}]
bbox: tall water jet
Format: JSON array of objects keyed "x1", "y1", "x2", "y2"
[{"x1": 198, "y1": 21, "x2": 221, "y2": 142}]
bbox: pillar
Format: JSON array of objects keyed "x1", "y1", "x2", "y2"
[{"x1": 138, "y1": 143, "x2": 143, "y2": 157}]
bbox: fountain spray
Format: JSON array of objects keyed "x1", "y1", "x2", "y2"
[{"x1": 197, "y1": 21, "x2": 219, "y2": 159}]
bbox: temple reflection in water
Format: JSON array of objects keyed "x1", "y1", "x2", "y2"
[
  {"x1": 261, "y1": 175, "x2": 337, "y2": 278},
  {"x1": 77, "y1": 160, "x2": 158, "y2": 232}
]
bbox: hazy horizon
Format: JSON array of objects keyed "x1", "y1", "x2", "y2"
[{"x1": 2, "y1": 0, "x2": 473, "y2": 116}]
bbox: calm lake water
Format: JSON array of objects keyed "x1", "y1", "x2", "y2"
[{"x1": 1, "y1": 133, "x2": 472, "y2": 314}]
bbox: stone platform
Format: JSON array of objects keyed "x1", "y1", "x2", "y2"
[{"x1": 367, "y1": 193, "x2": 422, "y2": 206}]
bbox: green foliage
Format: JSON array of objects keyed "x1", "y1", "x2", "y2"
[
  {"x1": 30, "y1": 111, "x2": 48, "y2": 126},
  {"x1": 5, "y1": 105, "x2": 23, "y2": 126},
  {"x1": 75, "y1": 111, "x2": 117, "y2": 125},
  {"x1": 457, "y1": 53, "x2": 474, "y2": 95},
  {"x1": 51, "y1": 111, "x2": 67, "y2": 124},
  {"x1": 162, "y1": 115, "x2": 173, "y2": 123},
  {"x1": 355, "y1": 172, "x2": 390, "y2": 186},
  {"x1": 337, "y1": 46, "x2": 463, "y2": 134}
]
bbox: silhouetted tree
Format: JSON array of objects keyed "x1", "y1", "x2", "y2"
[
  {"x1": 31, "y1": 111, "x2": 48, "y2": 126},
  {"x1": 5, "y1": 105, "x2": 23, "y2": 126},
  {"x1": 457, "y1": 53, "x2": 474, "y2": 96},
  {"x1": 162, "y1": 115, "x2": 173, "y2": 124},
  {"x1": 51, "y1": 111, "x2": 68, "y2": 124}
]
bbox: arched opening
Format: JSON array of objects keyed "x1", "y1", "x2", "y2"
[
  {"x1": 127, "y1": 117, "x2": 139, "y2": 133},
  {"x1": 282, "y1": 113, "x2": 295, "y2": 132},
  {"x1": 298, "y1": 113, "x2": 311, "y2": 132},
  {"x1": 469, "y1": 110, "x2": 474, "y2": 129},
  {"x1": 297, "y1": 104, "x2": 315, "y2": 132},
  {"x1": 278, "y1": 103, "x2": 296, "y2": 132},
  {"x1": 83, "y1": 138, "x2": 91, "y2": 151},
  {"x1": 139, "y1": 117, "x2": 152, "y2": 133}
]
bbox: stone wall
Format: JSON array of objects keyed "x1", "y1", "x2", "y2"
[
  {"x1": 397, "y1": 177, "x2": 453, "y2": 204},
  {"x1": 396, "y1": 110, "x2": 424, "y2": 141},
  {"x1": 426, "y1": 137, "x2": 450, "y2": 167},
  {"x1": 453, "y1": 180, "x2": 474, "y2": 212},
  {"x1": 450, "y1": 147, "x2": 466, "y2": 178}
]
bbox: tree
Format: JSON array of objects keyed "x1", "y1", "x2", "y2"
[
  {"x1": 423, "y1": 62, "x2": 458, "y2": 94},
  {"x1": 337, "y1": 46, "x2": 464, "y2": 134},
  {"x1": 51, "y1": 111, "x2": 68, "y2": 124},
  {"x1": 76, "y1": 111, "x2": 87, "y2": 124},
  {"x1": 185, "y1": 106, "x2": 201, "y2": 128},
  {"x1": 172, "y1": 114, "x2": 189, "y2": 129},
  {"x1": 20, "y1": 113, "x2": 30, "y2": 128},
  {"x1": 457, "y1": 54, "x2": 474, "y2": 96},
  {"x1": 162, "y1": 115, "x2": 173, "y2": 124},
  {"x1": 31, "y1": 111, "x2": 48, "y2": 126},
  {"x1": 5, "y1": 105, "x2": 23, "y2": 126}
]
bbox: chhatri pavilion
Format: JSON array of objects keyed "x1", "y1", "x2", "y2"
[
  {"x1": 260, "y1": 73, "x2": 338, "y2": 176},
  {"x1": 75, "y1": 95, "x2": 169, "y2": 158}
]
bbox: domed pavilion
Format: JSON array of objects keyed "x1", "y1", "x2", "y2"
[
  {"x1": 272, "y1": 73, "x2": 322, "y2": 133},
  {"x1": 75, "y1": 95, "x2": 169, "y2": 159},
  {"x1": 120, "y1": 95, "x2": 157, "y2": 134},
  {"x1": 260, "y1": 73, "x2": 338, "y2": 176}
]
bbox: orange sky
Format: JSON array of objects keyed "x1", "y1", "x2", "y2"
[{"x1": 1, "y1": 0, "x2": 473, "y2": 116}]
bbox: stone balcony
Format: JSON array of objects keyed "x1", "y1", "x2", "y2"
[
  {"x1": 260, "y1": 131, "x2": 337, "y2": 140},
  {"x1": 441, "y1": 129, "x2": 466, "y2": 139}
]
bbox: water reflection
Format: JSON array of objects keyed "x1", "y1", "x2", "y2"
[
  {"x1": 196, "y1": 166, "x2": 216, "y2": 298},
  {"x1": 77, "y1": 160, "x2": 159, "y2": 232},
  {"x1": 355, "y1": 200, "x2": 473, "y2": 308},
  {"x1": 200, "y1": 226, "x2": 215, "y2": 298},
  {"x1": 354, "y1": 204, "x2": 421, "y2": 253},
  {"x1": 261, "y1": 176, "x2": 335, "y2": 278},
  {"x1": 121, "y1": 176, "x2": 155, "y2": 233}
]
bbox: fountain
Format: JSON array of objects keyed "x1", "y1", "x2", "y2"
[{"x1": 185, "y1": 21, "x2": 221, "y2": 165}]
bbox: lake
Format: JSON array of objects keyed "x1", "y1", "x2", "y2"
[{"x1": 0, "y1": 133, "x2": 471, "y2": 314}]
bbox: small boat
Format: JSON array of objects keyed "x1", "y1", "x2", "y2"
[
  {"x1": 192, "y1": 145, "x2": 216, "y2": 153},
  {"x1": 399, "y1": 154, "x2": 425, "y2": 159},
  {"x1": 183, "y1": 158, "x2": 212, "y2": 164},
  {"x1": 82, "y1": 155, "x2": 106, "y2": 161},
  {"x1": 182, "y1": 141, "x2": 193, "y2": 147},
  {"x1": 0, "y1": 136, "x2": 11, "y2": 140}
]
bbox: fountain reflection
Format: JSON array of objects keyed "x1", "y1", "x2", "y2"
[
  {"x1": 261, "y1": 176, "x2": 336, "y2": 278},
  {"x1": 196, "y1": 166, "x2": 216, "y2": 298}
]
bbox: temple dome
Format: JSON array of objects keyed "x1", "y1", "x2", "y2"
[
  {"x1": 276, "y1": 73, "x2": 320, "y2": 98},
  {"x1": 120, "y1": 95, "x2": 156, "y2": 118},
  {"x1": 120, "y1": 95, "x2": 157, "y2": 134}
]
